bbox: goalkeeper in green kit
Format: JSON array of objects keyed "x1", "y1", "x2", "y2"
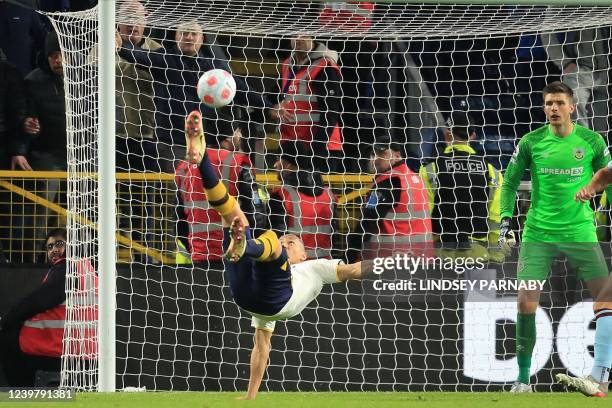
[{"x1": 500, "y1": 82, "x2": 612, "y2": 395}]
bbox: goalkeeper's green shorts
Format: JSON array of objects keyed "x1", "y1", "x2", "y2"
[{"x1": 517, "y1": 225, "x2": 609, "y2": 282}]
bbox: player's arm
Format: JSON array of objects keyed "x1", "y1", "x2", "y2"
[
  {"x1": 576, "y1": 165, "x2": 612, "y2": 201},
  {"x1": 337, "y1": 261, "x2": 361, "y2": 281},
  {"x1": 241, "y1": 327, "x2": 273, "y2": 400},
  {"x1": 499, "y1": 137, "x2": 530, "y2": 243},
  {"x1": 337, "y1": 260, "x2": 381, "y2": 281},
  {"x1": 581, "y1": 138, "x2": 612, "y2": 202}
]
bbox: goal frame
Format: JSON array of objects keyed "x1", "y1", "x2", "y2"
[{"x1": 92, "y1": 0, "x2": 611, "y2": 392}]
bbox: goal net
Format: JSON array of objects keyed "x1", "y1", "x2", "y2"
[{"x1": 47, "y1": 0, "x2": 612, "y2": 392}]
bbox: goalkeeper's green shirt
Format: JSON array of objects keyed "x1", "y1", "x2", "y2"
[{"x1": 500, "y1": 123, "x2": 612, "y2": 232}]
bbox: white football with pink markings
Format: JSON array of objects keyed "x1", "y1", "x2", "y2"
[{"x1": 197, "y1": 69, "x2": 236, "y2": 108}]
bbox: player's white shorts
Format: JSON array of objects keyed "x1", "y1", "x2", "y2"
[{"x1": 250, "y1": 258, "x2": 343, "y2": 332}]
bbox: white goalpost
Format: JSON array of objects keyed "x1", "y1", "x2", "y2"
[
  {"x1": 45, "y1": 0, "x2": 612, "y2": 393},
  {"x1": 97, "y1": 0, "x2": 117, "y2": 393}
]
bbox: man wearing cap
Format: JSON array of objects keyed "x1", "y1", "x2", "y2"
[
  {"x1": 269, "y1": 141, "x2": 336, "y2": 259},
  {"x1": 419, "y1": 111, "x2": 504, "y2": 260},
  {"x1": 175, "y1": 111, "x2": 267, "y2": 264},
  {"x1": 347, "y1": 136, "x2": 432, "y2": 263}
]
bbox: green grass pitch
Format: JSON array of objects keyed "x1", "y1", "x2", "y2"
[{"x1": 6, "y1": 392, "x2": 607, "y2": 408}]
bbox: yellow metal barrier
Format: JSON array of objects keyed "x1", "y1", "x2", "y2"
[{"x1": 0, "y1": 171, "x2": 373, "y2": 264}]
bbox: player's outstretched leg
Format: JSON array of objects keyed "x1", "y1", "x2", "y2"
[
  {"x1": 224, "y1": 216, "x2": 281, "y2": 263},
  {"x1": 185, "y1": 110, "x2": 205, "y2": 164},
  {"x1": 185, "y1": 111, "x2": 247, "y2": 228},
  {"x1": 556, "y1": 374, "x2": 607, "y2": 398}
]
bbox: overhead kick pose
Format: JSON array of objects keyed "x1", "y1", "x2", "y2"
[{"x1": 182, "y1": 110, "x2": 368, "y2": 400}]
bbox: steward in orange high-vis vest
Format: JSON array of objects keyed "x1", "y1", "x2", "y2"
[
  {"x1": 347, "y1": 137, "x2": 433, "y2": 263},
  {"x1": 270, "y1": 142, "x2": 336, "y2": 259},
  {"x1": 175, "y1": 118, "x2": 267, "y2": 263},
  {"x1": 273, "y1": 186, "x2": 335, "y2": 259},
  {"x1": 0, "y1": 229, "x2": 98, "y2": 386},
  {"x1": 280, "y1": 37, "x2": 343, "y2": 173}
]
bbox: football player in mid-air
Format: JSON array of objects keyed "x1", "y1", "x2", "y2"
[{"x1": 182, "y1": 110, "x2": 369, "y2": 400}]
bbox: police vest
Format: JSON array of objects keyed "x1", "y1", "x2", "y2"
[
  {"x1": 425, "y1": 147, "x2": 490, "y2": 238},
  {"x1": 175, "y1": 149, "x2": 252, "y2": 262},
  {"x1": 372, "y1": 162, "x2": 433, "y2": 245},
  {"x1": 19, "y1": 259, "x2": 98, "y2": 358},
  {"x1": 319, "y1": 2, "x2": 374, "y2": 33},
  {"x1": 280, "y1": 57, "x2": 342, "y2": 151},
  {"x1": 277, "y1": 186, "x2": 336, "y2": 259}
]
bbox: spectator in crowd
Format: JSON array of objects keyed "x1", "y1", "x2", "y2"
[
  {"x1": 10, "y1": 31, "x2": 66, "y2": 259},
  {"x1": 269, "y1": 141, "x2": 336, "y2": 259},
  {"x1": 278, "y1": 35, "x2": 343, "y2": 173},
  {"x1": 11, "y1": 30, "x2": 66, "y2": 173},
  {"x1": 0, "y1": 229, "x2": 67, "y2": 386},
  {"x1": 0, "y1": 1, "x2": 47, "y2": 77},
  {"x1": 347, "y1": 136, "x2": 432, "y2": 263},
  {"x1": 175, "y1": 111, "x2": 267, "y2": 264},
  {"x1": 540, "y1": 27, "x2": 610, "y2": 140},
  {"x1": 116, "y1": 20, "x2": 284, "y2": 173},
  {"x1": 114, "y1": 0, "x2": 162, "y2": 172},
  {"x1": 419, "y1": 111, "x2": 505, "y2": 261}
]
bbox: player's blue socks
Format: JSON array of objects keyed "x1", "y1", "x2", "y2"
[
  {"x1": 198, "y1": 151, "x2": 236, "y2": 215},
  {"x1": 592, "y1": 311, "x2": 612, "y2": 383},
  {"x1": 198, "y1": 152, "x2": 220, "y2": 189},
  {"x1": 245, "y1": 230, "x2": 280, "y2": 262},
  {"x1": 242, "y1": 228, "x2": 262, "y2": 258}
]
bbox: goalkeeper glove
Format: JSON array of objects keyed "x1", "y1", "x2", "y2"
[{"x1": 498, "y1": 217, "x2": 516, "y2": 248}]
